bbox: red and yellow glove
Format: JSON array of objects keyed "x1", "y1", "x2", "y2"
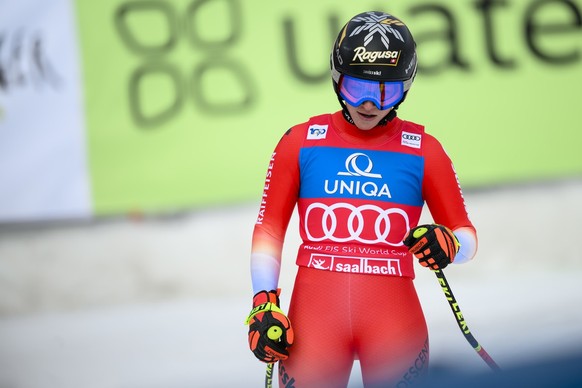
[
  {"x1": 403, "y1": 224, "x2": 460, "y2": 270},
  {"x1": 245, "y1": 289, "x2": 294, "y2": 363}
]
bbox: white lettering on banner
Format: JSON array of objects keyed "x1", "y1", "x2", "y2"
[
  {"x1": 302, "y1": 244, "x2": 409, "y2": 258},
  {"x1": 256, "y1": 152, "x2": 276, "y2": 224},
  {"x1": 336, "y1": 262, "x2": 396, "y2": 275},
  {"x1": 303, "y1": 245, "x2": 324, "y2": 251},
  {"x1": 324, "y1": 180, "x2": 392, "y2": 198},
  {"x1": 325, "y1": 152, "x2": 392, "y2": 198},
  {"x1": 452, "y1": 161, "x2": 471, "y2": 219},
  {"x1": 0, "y1": 0, "x2": 91, "y2": 222},
  {"x1": 306, "y1": 254, "x2": 402, "y2": 276}
]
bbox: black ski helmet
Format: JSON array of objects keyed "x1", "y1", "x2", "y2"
[{"x1": 331, "y1": 11, "x2": 417, "y2": 123}]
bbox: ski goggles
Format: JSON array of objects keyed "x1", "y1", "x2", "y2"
[{"x1": 339, "y1": 75, "x2": 404, "y2": 110}]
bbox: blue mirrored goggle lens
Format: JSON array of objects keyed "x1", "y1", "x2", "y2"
[{"x1": 339, "y1": 75, "x2": 404, "y2": 110}]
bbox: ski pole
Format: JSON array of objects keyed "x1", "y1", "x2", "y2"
[
  {"x1": 264, "y1": 325, "x2": 283, "y2": 387},
  {"x1": 265, "y1": 362, "x2": 274, "y2": 388},
  {"x1": 434, "y1": 269, "x2": 501, "y2": 371}
]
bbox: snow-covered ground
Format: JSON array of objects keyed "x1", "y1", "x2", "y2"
[{"x1": 1, "y1": 179, "x2": 581, "y2": 387}]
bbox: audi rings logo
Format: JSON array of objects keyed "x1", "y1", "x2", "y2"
[
  {"x1": 402, "y1": 134, "x2": 421, "y2": 141},
  {"x1": 338, "y1": 153, "x2": 382, "y2": 178},
  {"x1": 304, "y1": 202, "x2": 410, "y2": 245},
  {"x1": 401, "y1": 131, "x2": 422, "y2": 149}
]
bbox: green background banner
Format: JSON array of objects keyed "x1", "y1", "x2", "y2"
[{"x1": 75, "y1": 0, "x2": 582, "y2": 215}]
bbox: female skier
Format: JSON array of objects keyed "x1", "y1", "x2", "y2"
[{"x1": 245, "y1": 11, "x2": 477, "y2": 387}]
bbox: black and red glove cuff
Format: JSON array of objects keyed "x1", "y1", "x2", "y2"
[{"x1": 252, "y1": 289, "x2": 280, "y2": 307}]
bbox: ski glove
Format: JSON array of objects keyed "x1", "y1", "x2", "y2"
[
  {"x1": 245, "y1": 289, "x2": 294, "y2": 363},
  {"x1": 403, "y1": 224, "x2": 460, "y2": 270}
]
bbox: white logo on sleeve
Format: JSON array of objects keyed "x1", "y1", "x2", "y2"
[
  {"x1": 401, "y1": 131, "x2": 421, "y2": 149},
  {"x1": 307, "y1": 124, "x2": 328, "y2": 139}
]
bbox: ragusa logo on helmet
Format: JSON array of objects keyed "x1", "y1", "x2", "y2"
[{"x1": 352, "y1": 46, "x2": 401, "y2": 65}]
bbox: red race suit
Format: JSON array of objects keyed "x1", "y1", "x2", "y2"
[{"x1": 251, "y1": 111, "x2": 477, "y2": 387}]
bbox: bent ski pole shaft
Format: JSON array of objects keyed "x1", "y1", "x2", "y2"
[
  {"x1": 434, "y1": 269, "x2": 501, "y2": 371},
  {"x1": 265, "y1": 362, "x2": 274, "y2": 388}
]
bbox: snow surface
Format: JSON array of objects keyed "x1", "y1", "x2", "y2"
[{"x1": 0, "y1": 179, "x2": 581, "y2": 387}]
